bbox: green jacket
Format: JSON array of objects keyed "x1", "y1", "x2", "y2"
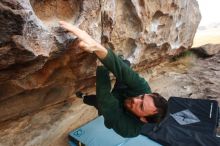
[{"x1": 96, "y1": 49, "x2": 152, "y2": 137}]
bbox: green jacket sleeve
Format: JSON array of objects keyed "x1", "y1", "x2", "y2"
[
  {"x1": 96, "y1": 66, "x2": 143, "y2": 137},
  {"x1": 96, "y1": 66, "x2": 117, "y2": 108},
  {"x1": 98, "y1": 49, "x2": 151, "y2": 95}
]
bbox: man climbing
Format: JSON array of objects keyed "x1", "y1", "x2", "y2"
[{"x1": 59, "y1": 21, "x2": 167, "y2": 137}]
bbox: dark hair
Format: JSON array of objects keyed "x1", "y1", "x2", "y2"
[{"x1": 145, "y1": 93, "x2": 168, "y2": 123}]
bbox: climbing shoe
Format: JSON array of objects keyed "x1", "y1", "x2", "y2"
[{"x1": 75, "y1": 91, "x2": 84, "y2": 98}]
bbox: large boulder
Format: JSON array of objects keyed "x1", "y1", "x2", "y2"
[{"x1": 0, "y1": 0, "x2": 201, "y2": 122}]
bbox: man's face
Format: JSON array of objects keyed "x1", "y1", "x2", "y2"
[{"x1": 124, "y1": 94, "x2": 158, "y2": 118}]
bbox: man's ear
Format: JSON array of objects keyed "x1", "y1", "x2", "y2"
[{"x1": 140, "y1": 117, "x2": 148, "y2": 123}]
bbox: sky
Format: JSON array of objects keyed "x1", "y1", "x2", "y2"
[
  {"x1": 193, "y1": 0, "x2": 220, "y2": 46},
  {"x1": 197, "y1": 0, "x2": 220, "y2": 26}
]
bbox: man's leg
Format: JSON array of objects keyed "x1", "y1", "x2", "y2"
[
  {"x1": 75, "y1": 92, "x2": 99, "y2": 110},
  {"x1": 83, "y1": 95, "x2": 98, "y2": 109}
]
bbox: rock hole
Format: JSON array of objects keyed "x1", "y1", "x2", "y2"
[
  {"x1": 171, "y1": 2, "x2": 178, "y2": 10},
  {"x1": 30, "y1": 0, "x2": 81, "y2": 27},
  {"x1": 123, "y1": 38, "x2": 137, "y2": 58},
  {"x1": 138, "y1": 0, "x2": 145, "y2": 6},
  {"x1": 153, "y1": 11, "x2": 164, "y2": 19}
]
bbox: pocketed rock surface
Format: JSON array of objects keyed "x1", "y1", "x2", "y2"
[{"x1": 0, "y1": 0, "x2": 200, "y2": 122}]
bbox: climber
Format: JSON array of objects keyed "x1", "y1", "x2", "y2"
[{"x1": 59, "y1": 21, "x2": 167, "y2": 137}]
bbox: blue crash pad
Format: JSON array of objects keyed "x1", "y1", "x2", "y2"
[{"x1": 68, "y1": 116, "x2": 162, "y2": 146}]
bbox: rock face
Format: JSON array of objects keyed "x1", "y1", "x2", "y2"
[{"x1": 0, "y1": 0, "x2": 201, "y2": 122}]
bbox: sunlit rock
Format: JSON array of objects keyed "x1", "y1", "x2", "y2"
[{"x1": 0, "y1": 0, "x2": 201, "y2": 123}]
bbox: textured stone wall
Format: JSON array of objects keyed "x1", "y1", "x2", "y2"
[{"x1": 0, "y1": 0, "x2": 201, "y2": 122}]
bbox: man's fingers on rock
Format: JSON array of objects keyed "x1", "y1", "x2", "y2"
[
  {"x1": 75, "y1": 40, "x2": 91, "y2": 51},
  {"x1": 73, "y1": 38, "x2": 80, "y2": 46},
  {"x1": 77, "y1": 40, "x2": 86, "y2": 47}
]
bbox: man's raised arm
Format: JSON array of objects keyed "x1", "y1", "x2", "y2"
[
  {"x1": 59, "y1": 21, "x2": 107, "y2": 59},
  {"x1": 59, "y1": 21, "x2": 151, "y2": 94}
]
